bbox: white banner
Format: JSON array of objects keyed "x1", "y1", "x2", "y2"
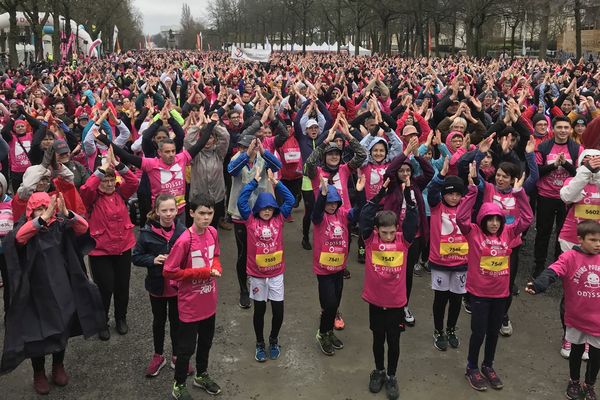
[
  {"x1": 230, "y1": 45, "x2": 271, "y2": 63},
  {"x1": 112, "y1": 26, "x2": 118, "y2": 51}
]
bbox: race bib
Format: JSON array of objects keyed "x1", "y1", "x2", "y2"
[
  {"x1": 319, "y1": 252, "x2": 345, "y2": 268},
  {"x1": 480, "y1": 256, "x2": 509, "y2": 272},
  {"x1": 440, "y1": 242, "x2": 469, "y2": 256},
  {"x1": 574, "y1": 204, "x2": 600, "y2": 220},
  {"x1": 371, "y1": 251, "x2": 404, "y2": 268},
  {"x1": 256, "y1": 250, "x2": 283, "y2": 268},
  {"x1": 175, "y1": 194, "x2": 186, "y2": 208},
  {"x1": 283, "y1": 150, "x2": 301, "y2": 163}
]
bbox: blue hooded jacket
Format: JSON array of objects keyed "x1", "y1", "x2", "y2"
[
  {"x1": 326, "y1": 184, "x2": 342, "y2": 206},
  {"x1": 252, "y1": 192, "x2": 280, "y2": 216}
]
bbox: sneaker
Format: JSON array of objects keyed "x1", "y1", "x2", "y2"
[
  {"x1": 385, "y1": 375, "x2": 400, "y2": 400},
  {"x1": 433, "y1": 330, "x2": 448, "y2": 351},
  {"x1": 316, "y1": 330, "x2": 335, "y2": 356},
  {"x1": 328, "y1": 331, "x2": 344, "y2": 349},
  {"x1": 398, "y1": 322, "x2": 406, "y2": 332},
  {"x1": 51, "y1": 363, "x2": 69, "y2": 386},
  {"x1": 465, "y1": 367, "x2": 488, "y2": 391},
  {"x1": 566, "y1": 379, "x2": 583, "y2": 400},
  {"x1": 239, "y1": 292, "x2": 251, "y2": 309},
  {"x1": 116, "y1": 318, "x2": 129, "y2": 335},
  {"x1": 481, "y1": 365, "x2": 503, "y2": 390},
  {"x1": 269, "y1": 338, "x2": 281, "y2": 360},
  {"x1": 302, "y1": 237, "x2": 312, "y2": 250},
  {"x1": 343, "y1": 269, "x2": 351, "y2": 279},
  {"x1": 172, "y1": 382, "x2": 192, "y2": 400},
  {"x1": 170, "y1": 356, "x2": 195, "y2": 375},
  {"x1": 413, "y1": 262, "x2": 423, "y2": 276},
  {"x1": 146, "y1": 354, "x2": 167, "y2": 377},
  {"x1": 255, "y1": 342, "x2": 267, "y2": 362},
  {"x1": 511, "y1": 285, "x2": 520, "y2": 296},
  {"x1": 584, "y1": 383, "x2": 597, "y2": 400},
  {"x1": 584, "y1": 343, "x2": 590, "y2": 361},
  {"x1": 369, "y1": 369, "x2": 386, "y2": 393},
  {"x1": 423, "y1": 262, "x2": 431, "y2": 273},
  {"x1": 500, "y1": 317, "x2": 513, "y2": 337},
  {"x1": 561, "y1": 340, "x2": 572, "y2": 359},
  {"x1": 462, "y1": 297, "x2": 472, "y2": 314},
  {"x1": 33, "y1": 371, "x2": 50, "y2": 395},
  {"x1": 193, "y1": 372, "x2": 221, "y2": 395},
  {"x1": 446, "y1": 327, "x2": 460, "y2": 349},
  {"x1": 404, "y1": 307, "x2": 415, "y2": 326},
  {"x1": 98, "y1": 326, "x2": 110, "y2": 341},
  {"x1": 334, "y1": 312, "x2": 345, "y2": 330}
]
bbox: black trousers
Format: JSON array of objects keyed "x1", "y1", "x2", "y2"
[
  {"x1": 150, "y1": 295, "x2": 179, "y2": 355},
  {"x1": 467, "y1": 295, "x2": 507, "y2": 369},
  {"x1": 175, "y1": 315, "x2": 216, "y2": 384},
  {"x1": 302, "y1": 189, "x2": 315, "y2": 240},
  {"x1": 281, "y1": 178, "x2": 302, "y2": 208},
  {"x1": 370, "y1": 304, "x2": 402, "y2": 376},
  {"x1": 233, "y1": 222, "x2": 248, "y2": 296},
  {"x1": 534, "y1": 195, "x2": 566, "y2": 277},
  {"x1": 505, "y1": 244, "x2": 521, "y2": 316},
  {"x1": 253, "y1": 300, "x2": 284, "y2": 343},
  {"x1": 89, "y1": 250, "x2": 132, "y2": 323},
  {"x1": 209, "y1": 199, "x2": 225, "y2": 231},
  {"x1": 317, "y1": 271, "x2": 344, "y2": 333},
  {"x1": 432, "y1": 290, "x2": 462, "y2": 332},
  {"x1": 31, "y1": 350, "x2": 65, "y2": 372},
  {"x1": 571, "y1": 343, "x2": 600, "y2": 385},
  {"x1": 406, "y1": 237, "x2": 423, "y2": 302},
  {"x1": 10, "y1": 171, "x2": 23, "y2": 195}
]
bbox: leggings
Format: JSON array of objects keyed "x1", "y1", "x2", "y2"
[
  {"x1": 233, "y1": 222, "x2": 248, "y2": 296},
  {"x1": 405, "y1": 237, "x2": 423, "y2": 302},
  {"x1": 253, "y1": 300, "x2": 284, "y2": 343},
  {"x1": 175, "y1": 315, "x2": 215, "y2": 384},
  {"x1": 302, "y1": 189, "x2": 315, "y2": 240},
  {"x1": 571, "y1": 343, "x2": 600, "y2": 385},
  {"x1": 317, "y1": 271, "x2": 344, "y2": 333},
  {"x1": 150, "y1": 295, "x2": 179, "y2": 355},
  {"x1": 504, "y1": 245, "x2": 521, "y2": 317},
  {"x1": 370, "y1": 304, "x2": 401, "y2": 376},
  {"x1": 89, "y1": 250, "x2": 132, "y2": 323},
  {"x1": 432, "y1": 290, "x2": 462, "y2": 332},
  {"x1": 281, "y1": 178, "x2": 302, "y2": 208},
  {"x1": 31, "y1": 350, "x2": 65, "y2": 372},
  {"x1": 467, "y1": 295, "x2": 507, "y2": 369}
]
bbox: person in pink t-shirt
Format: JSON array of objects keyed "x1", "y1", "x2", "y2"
[
  {"x1": 527, "y1": 221, "x2": 600, "y2": 400},
  {"x1": 359, "y1": 177, "x2": 417, "y2": 400}
]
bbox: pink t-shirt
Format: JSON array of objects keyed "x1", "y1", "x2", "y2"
[
  {"x1": 163, "y1": 226, "x2": 219, "y2": 323},
  {"x1": 536, "y1": 144, "x2": 581, "y2": 199},
  {"x1": 312, "y1": 207, "x2": 350, "y2": 275},
  {"x1": 311, "y1": 165, "x2": 352, "y2": 208},
  {"x1": 429, "y1": 201, "x2": 468, "y2": 267},
  {"x1": 142, "y1": 151, "x2": 191, "y2": 213},
  {"x1": 245, "y1": 214, "x2": 286, "y2": 278},
  {"x1": 550, "y1": 250, "x2": 600, "y2": 336},
  {"x1": 362, "y1": 231, "x2": 409, "y2": 308},
  {"x1": 361, "y1": 163, "x2": 388, "y2": 201},
  {"x1": 9, "y1": 132, "x2": 32, "y2": 172},
  {"x1": 560, "y1": 179, "x2": 600, "y2": 245}
]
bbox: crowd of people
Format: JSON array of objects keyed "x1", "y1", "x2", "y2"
[{"x1": 0, "y1": 50, "x2": 599, "y2": 400}]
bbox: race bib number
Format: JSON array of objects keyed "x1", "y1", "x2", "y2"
[
  {"x1": 371, "y1": 251, "x2": 404, "y2": 268},
  {"x1": 574, "y1": 204, "x2": 600, "y2": 220},
  {"x1": 440, "y1": 242, "x2": 469, "y2": 256},
  {"x1": 256, "y1": 250, "x2": 283, "y2": 268},
  {"x1": 480, "y1": 256, "x2": 509, "y2": 272},
  {"x1": 319, "y1": 252, "x2": 345, "y2": 268},
  {"x1": 283, "y1": 150, "x2": 301, "y2": 163}
]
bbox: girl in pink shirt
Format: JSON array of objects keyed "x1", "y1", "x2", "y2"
[
  {"x1": 528, "y1": 220, "x2": 600, "y2": 400},
  {"x1": 457, "y1": 162, "x2": 533, "y2": 392}
]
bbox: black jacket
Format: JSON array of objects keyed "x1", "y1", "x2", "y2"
[{"x1": 132, "y1": 221, "x2": 187, "y2": 296}]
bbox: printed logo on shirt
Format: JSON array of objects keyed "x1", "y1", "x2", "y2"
[{"x1": 572, "y1": 265, "x2": 600, "y2": 298}]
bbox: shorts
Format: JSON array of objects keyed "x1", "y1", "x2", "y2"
[
  {"x1": 249, "y1": 274, "x2": 284, "y2": 302},
  {"x1": 431, "y1": 269, "x2": 467, "y2": 294},
  {"x1": 566, "y1": 326, "x2": 600, "y2": 348}
]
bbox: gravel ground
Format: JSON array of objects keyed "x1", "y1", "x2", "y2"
[{"x1": 0, "y1": 207, "x2": 570, "y2": 399}]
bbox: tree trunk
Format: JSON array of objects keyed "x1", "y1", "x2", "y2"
[
  {"x1": 510, "y1": 23, "x2": 518, "y2": 58},
  {"x1": 52, "y1": 12, "x2": 60, "y2": 62},
  {"x1": 451, "y1": 11, "x2": 457, "y2": 54},
  {"x1": 302, "y1": 5, "x2": 307, "y2": 54},
  {"x1": 434, "y1": 21, "x2": 440, "y2": 56},
  {"x1": 538, "y1": 4, "x2": 549, "y2": 60},
  {"x1": 574, "y1": 0, "x2": 582, "y2": 59},
  {"x1": 7, "y1": 9, "x2": 18, "y2": 67}
]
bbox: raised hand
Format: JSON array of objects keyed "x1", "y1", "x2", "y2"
[
  {"x1": 440, "y1": 156, "x2": 450, "y2": 176},
  {"x1": 267, "y1": 168, "x2": 278, "y2": 186},
  {"x1": 40, "y1": 195, "x2": 57, "y2": 221},
  {"x1": 513, "y1": 172, "x2": 526, "y2": 190},
  {"x1": 468, "y1": 161, "x2": 477, "y2": 185},
  {"x1": 320, "y1": 175, "x2": 329, "y2": 195},
  {"x1": 478, "y1": 133, "x2": 496, "y2": 153},
  {"x1": 525, "y1": 135, "x2": 536, "y2": 154},
  {"x1": 356, "y1": 170, "x2": 366, "y2": 192},
  {"x1": 254, "y1": 165, "x2": 263, "y2": 182}
]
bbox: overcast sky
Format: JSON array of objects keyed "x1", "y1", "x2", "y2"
[{"x1": 133, "y1": 0, "x2": 210, "y2": 34}]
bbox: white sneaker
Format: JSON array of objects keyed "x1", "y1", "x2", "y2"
[
  {"x1": 404, "y1": 307, "x2": 415, "y2": 326},
  {"x1": 561, "y1": 340, "x2": 572, "y2": 359},
  {"x1": 583, "y1": 343, "x2": 590, "y2": 361},
  {"x1": 499, "y1": 319, "x2": 513, "y2": 336}
]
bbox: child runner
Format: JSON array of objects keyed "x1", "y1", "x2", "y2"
[
  {"x1": 312, "y1": 173, "x2": 365, "y2": 355},
  {"x1": 163, "y1": 195, "x2": 222, "y2": 400},
  {"x1": 457, "y1": 162, "x2": 533, "y2": 391},
  {"x1": 238, "y1": 168, "x2": 295, "y2": 362},
  {"x1": 360, "y1": 177, "x2": 418, "y2": 400},
  {"x1": 527, "y1": 220, "x2": 600, "y2": 400},
  {"x1": 427, "y1": 156, "x2": 468, "y2": 351}
]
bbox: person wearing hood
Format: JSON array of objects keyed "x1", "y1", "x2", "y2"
[
  {"x1": 446, "y1": 130, "x2": 475, "y2": 176},
  {"x1": 237, "y1": 167, "x2": 294, "y2": 362},
  {"x1": 457, "y1": 162, "x2": 533, "y2": 392},
  {"x1": 0, "y1": 173, "x2": 12, "y2": 316},
  {"x1": 526, "y1": 220, "x2": 600, "y2": 400},
  {"x1": 1, "y1": 191, "x2": 103, "y2": 395},
  {"x1": 311, "y1": 174, "x2": 365, "y2": 356},
  {"x1": 1, "y1": 114, "x2": 36, "y2": 191}
]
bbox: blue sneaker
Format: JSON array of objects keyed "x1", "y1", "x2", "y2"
[
  {"x1": 269, "y1": 338, "x2": 281, "y2": 360},
  {"x1": 255, "y1": 342, "x2": 267, "y2": 362}
]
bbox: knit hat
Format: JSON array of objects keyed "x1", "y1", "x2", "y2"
[
  {"x1": 532, "y1": 114, "x2": 547, "y2": 125},
  {"x1": 572, "y1": 117, "x2": 587, "y2": 127},
  {"x1": 323, "y1": 143, "x2": 342, "y2": 155},
  {"x1": 442, "y1": 176, "x2": 465, "y2": 196}
]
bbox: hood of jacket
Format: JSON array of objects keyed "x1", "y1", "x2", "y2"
[
  {"x1": 476, "y1": 201, "x2": 505, "y2": 226},
  {"x1": 578, "y1": 149, "x2": 600, "y2": 167},
  {"x1": 445, "y1": 131, "x2": 464, "y2": 154},
  {"x1": 326, "y1": 185, "x2": 343, "y2": 206},
  {"x1": 367, "y1": 136, "x2": 389, "y2": 163},
  {"x1": 252, "y1": 192, "x2": 280, "y2": 216},
  {"x1": 26, "y1": 192, "x2": 51, "y2": 220}
]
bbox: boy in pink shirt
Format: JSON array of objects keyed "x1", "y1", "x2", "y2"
[
  {"x1": 237, "y1": 168, "x2": 295, "y2": 362},
  {"x1": 359, "y1": 177, "x2": 417, "y2": 400},
  {"x1": 163, "y1": 195, "x2": 223, "y2": 400},
  {"x1": 527, "y1": 220, "x2": 600, "y2": 400}
]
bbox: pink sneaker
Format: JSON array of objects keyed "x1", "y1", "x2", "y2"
[
  {"x1": 170, "y1": 356, "x2": 195, "y2": 376},
  {"x1": 145, "y1": 354, "x2": 166, "y2": 377},
  {"x1": 334, "y1": 312, "x2": 345, "y2": 330},
  {"x1": 561, "y1": 340, "x2": 572, "y2": 359}
]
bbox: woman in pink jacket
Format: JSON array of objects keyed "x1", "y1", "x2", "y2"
[{"x1": 80, "y1": 148, "x2": 139, "y2": 341}]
